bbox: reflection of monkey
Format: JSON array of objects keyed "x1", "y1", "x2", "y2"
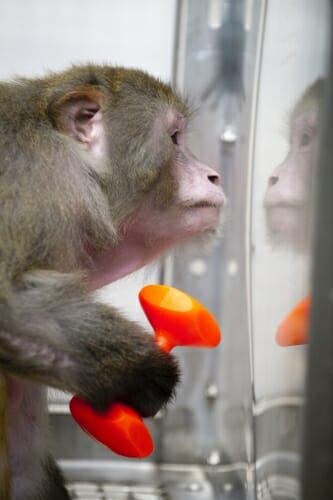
[
  {"x1": 0, "y1": 65, "x2": 225, "y2": 499},
  {"x1": 264, "y1": 80, "x2": 324, "y2": 252}
]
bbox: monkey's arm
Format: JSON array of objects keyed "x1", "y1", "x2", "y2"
[{"x1": 0, "y1": 270, "x2": 179, "y2": 417}]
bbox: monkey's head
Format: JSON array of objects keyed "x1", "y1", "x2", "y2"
[
  {"x1": 263, "y1": 79, "x2": 323, "y2": 253},
  {"x1": 45, "y1": 66, "x2": 225, "y2": 288}
]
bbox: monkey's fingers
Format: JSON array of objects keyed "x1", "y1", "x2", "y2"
[{"x1": 69, "y1": 285, "x2": 222, "y2": 458}]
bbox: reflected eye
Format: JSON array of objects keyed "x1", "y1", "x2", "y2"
[
  {"x1": 171, "y1": 131, "x2": 180, "y2": 145},
  {"x1": 300, "y1": 131, "x2": 312, "y2": 147}
]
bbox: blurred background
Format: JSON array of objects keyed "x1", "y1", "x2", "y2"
[{"x1": 0, "y1": 1, "x2": 331, "y2": 499}]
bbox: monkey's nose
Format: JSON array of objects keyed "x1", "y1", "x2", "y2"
[
  {"x1": 208, "y1": 173, "x2": 220, "y2": 186},
  {"x1": 268, "y1": 176, "x2": 279, "y2": 187}
]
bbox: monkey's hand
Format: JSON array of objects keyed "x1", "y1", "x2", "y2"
[
  {"x1": 74, "y1": 312, "x2": 180, "y2": 418},
  {"x1": 0, "y1": 271, "x2": 179, "y2": 418}
]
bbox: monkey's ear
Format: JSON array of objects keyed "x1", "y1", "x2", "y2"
[{"x1": 50, "y1": 89, "x2": 106, "y2": 156}]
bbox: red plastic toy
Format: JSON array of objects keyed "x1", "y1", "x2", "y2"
[
  {"x1": 70, "y1": 284, "x2": 221, "y2": 458},
  {"x1": 276, "y1": 295, "x2": 311, "y2": 346}
]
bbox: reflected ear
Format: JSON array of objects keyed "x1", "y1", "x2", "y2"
[{"x1": 50, "y1": 89, "x2": 106, "y2": 156}]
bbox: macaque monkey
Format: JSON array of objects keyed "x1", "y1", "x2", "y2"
[
  {"x1": 263, "y1": 79, "x2": 324, "y2": 253},
  {"x1": 0, "y1": 65, "x2": 224, "y2": 499}
]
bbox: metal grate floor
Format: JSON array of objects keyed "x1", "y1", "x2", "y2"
[
  {"x1": 67, "y1": 481, "x2": 167, "y2": 500},
  {"x1": 61, "y1": 460, "x2": 248, "y2": 500},
  {"x1": 256, "y1": 475, "x2": 300, "y2": 500}
]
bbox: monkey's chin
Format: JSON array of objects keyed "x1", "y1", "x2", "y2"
[
  {"x1": 182, "y1": 205, "x2": 223, "y2": 235},
  {"x1": 85, "y1": 206, "x2": 223, "y2": 291},
  {"x1": 171, "y1": 206, "x2": 223, "y2": 255},
  {"x1": 264, "y1": 205, "x2": 311, "y2": 253}
]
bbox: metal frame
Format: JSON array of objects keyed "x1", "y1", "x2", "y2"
[{"x1": 302, "y1": 2, "x2": 333, "y2": 498}]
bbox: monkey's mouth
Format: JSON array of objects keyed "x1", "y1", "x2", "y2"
[
  {"x1": 264, "y1": 203, "x2": 310, "y2": 240},
  {"x1": 187, "y1": 201, "x2": 221, "y2": 209},
  {"x1": 264, "y1": 200, "x2": 305, "y2": 210},
  {"x1": 185, "y1": 199, "x2": 225, "y2": 225},
  {"x1": 186, "y1": 190, "x2": 226, "y2": 210},
  {"x1": 264, "y1": 203, "x2": 305, "y2": 222}
]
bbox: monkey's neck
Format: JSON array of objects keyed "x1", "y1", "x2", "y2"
[{"x1": 85, "y1": 237, "x2": 164, "y2": 291}]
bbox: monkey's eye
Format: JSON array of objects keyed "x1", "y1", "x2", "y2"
[{"x1": 300, "y1": 131, "x2": 312, "y2": 147}]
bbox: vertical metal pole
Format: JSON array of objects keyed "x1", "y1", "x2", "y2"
[{"x1": 302, "y1": 2, "x2": 333, "y2": 498}]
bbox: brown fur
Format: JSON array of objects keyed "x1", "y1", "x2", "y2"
[{"x1": 0, "y1": 64, "x2": 223, "y2": 499}]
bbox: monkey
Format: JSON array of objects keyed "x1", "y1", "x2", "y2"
[
  {"x1": 0, "y1": 64, "x2": 225, "y2": 500},
  {"x1": 263, "y1": 79, "x2": 324, "y2": 253}
]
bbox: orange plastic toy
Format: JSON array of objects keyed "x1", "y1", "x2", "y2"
[
  {"x1": 276, "y1": 295, "x2": 311, "y2": 346},
  {"x1": 70, "y1": 284, "x2": 221, "y2": 458}
]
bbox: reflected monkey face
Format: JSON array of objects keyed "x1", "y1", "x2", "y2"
[{"x1": 263, "y1": 81, "x2": 323, "y2": 253}]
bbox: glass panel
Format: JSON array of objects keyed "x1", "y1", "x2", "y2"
[{"x1": 250, "y1": 0, "x2": 330, "y2": 496}]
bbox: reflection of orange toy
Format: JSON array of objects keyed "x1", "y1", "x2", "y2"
[
  {"x1": 70, "y1": 285, "x2": 221, "y2": 458},
  {"x1": 276, "y1": 296, "x2": 311, "y2": 346}
]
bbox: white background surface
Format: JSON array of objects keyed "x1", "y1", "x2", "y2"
[{"x1": 0, "y1": 0, "x2": 177, "y2": 326}]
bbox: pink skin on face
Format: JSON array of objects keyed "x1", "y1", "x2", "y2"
[
  {"x1": 263, "y1": 109, "x2": 317, "y2": 251},
  {"x1": 86, "y1": 145, "x2": 225, "y2": 291}
]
